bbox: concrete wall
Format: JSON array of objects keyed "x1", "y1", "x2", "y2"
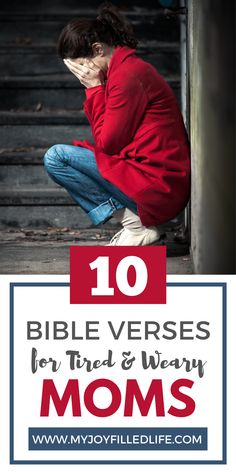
[{"x1": 188, "y1": 0, "x2": 235, "y2": 273}]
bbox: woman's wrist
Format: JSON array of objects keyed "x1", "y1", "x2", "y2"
[{"x1": 85, "y1": 80, "x2": 103, "y2": 89}]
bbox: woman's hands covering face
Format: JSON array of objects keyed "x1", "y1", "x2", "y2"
[{"x1": 63, "y1": 58, "x2": 106, "y2": 88}]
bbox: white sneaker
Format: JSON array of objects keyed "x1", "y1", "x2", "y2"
[{"x1": 107, "y1": 227, "x2": 162, "y2": 246}]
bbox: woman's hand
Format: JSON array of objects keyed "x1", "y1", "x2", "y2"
[{"x1": 63, "y1": 58, "x2": 105, "y2": 88}]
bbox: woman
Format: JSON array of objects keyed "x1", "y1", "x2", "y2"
[{"x1": 44, "y1": 2, "x2": 190, "y2": 246}]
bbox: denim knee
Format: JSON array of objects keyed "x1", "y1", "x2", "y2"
[{"x1": 43, "y1": 144, "x2": 66, "y2": 174}]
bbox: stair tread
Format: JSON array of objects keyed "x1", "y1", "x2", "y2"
[
  {"x1": 0, "y1": 109, "x2": 84, "y2": 115},
  {"x1": 0, "y1": 187, "x2": 69, "y2": 193},
  {"x1": 0, "y1": 74, "x2": 83, "y2": 88},
  {"x1": 0, "y1": 40, "x2": 179, "y2": 51},
  {"x1": 0, "y1": 109, "x2": 87, "y2": 124},
  {"x1": 0, "y1": 147, "x2": 47, "y2": 157},
  {"x1": 0, "y1": 74, "x2": 180, "y2": 87},
  {"x1": 0, "y1": 207, "x2": 91, "y2": 229},
  {"x1": 0, "y1": 124, "x2": 92, "y2": 148},
  {"x1": 1, "y1": 13, "x2": 179, "y2": 44},
  {"x1": 0, "y1": 43, "x2": 180, "y2": 62},
  {"x1": 0, "y1": 187, "x2": 76, "y2": 206},
  {"x1": 0, "y1": 48, "x2": 179, "y2": 77},
  {"x1": 0, "y1": 9, "x2": 175, "y2": 20},
  {"x1": 0, "y1": 146, "x2": 84, "y2": 164}
]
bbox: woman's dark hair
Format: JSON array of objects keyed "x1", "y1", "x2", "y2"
[{"x1": 57, "y1": 2, "x2": 138, "y2": 59}]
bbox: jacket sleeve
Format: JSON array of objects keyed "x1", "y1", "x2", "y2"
[{"x1": 83, "y1": 75, "x2": 148, "y2": 155}]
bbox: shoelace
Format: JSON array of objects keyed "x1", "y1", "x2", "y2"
[{"x1": 108, "y1": 228, "x2": 125, "y2": 245}]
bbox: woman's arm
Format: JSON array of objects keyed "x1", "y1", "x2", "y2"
[
  {"x1": 84, "y1": 74, "x2": 148, "y2": 155},
  {"x1": 64, "y1": 58, "x2": 148, "y2": 155}
]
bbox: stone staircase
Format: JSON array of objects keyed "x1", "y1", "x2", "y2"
[{"x1": 0, "y1": 0, "x2": 181, "y2": 229}]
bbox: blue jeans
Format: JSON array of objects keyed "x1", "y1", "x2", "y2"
[{"x1": 43, "y1": 144, "x2": 137, "y2": 225}]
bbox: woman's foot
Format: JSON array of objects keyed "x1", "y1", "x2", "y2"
[
  {"x1": 107, "y1": 227, "x2": 162, "y2": 246},
  {"x1": 107, "y1": 207, "x2": 164, "y2": 246}
]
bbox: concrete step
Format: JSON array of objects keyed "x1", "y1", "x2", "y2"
[
  {"x1": 0, "y1": 160, "x2": 87, "y2": 188},
  {"x1": 0, "y1": 124, "x2": 92, "y2": 148},
  {"x1": 0, "y1": 79, "x2": 85, "y2": 111},
  {"x1": 0, "y1": 110, "x2": 87, "y2": 125},
  {"x1": 0, "y1": 147, "x2": 52, "y2": 164},
  {"x1": 0, "y1": 164, "x2": 55, "y2": 186},
  {"x1": 0, "y1": 43, "x2": 180, "y2": 77},
  {"x1": 0, "y1": 75, "x2": 181, "y2": 110},
  {"x1": 0, "y1": 204, "x2": 92, "y2": 229},
  {"x1": 0, "y1": 187, "x2": 76, "y2": 205},
  {"x1": 0, "y1": 12, "x2": 179, "y2": 44},
  {"x1": 0, "y1": 184, "x2": 184, "y2": 227},
  {"x1": 0, "y1": 0, "x2": 173, "y2": 11},
  {"x1": 0, "y1": 202, "x2": 184, "y2": 231}
]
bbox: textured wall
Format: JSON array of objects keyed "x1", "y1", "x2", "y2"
[{"x1": 188, "y1": 0, "x2": 235, "y2": 273}]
